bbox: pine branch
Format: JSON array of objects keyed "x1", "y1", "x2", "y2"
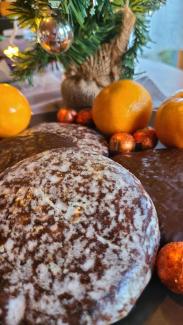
[
  {"x1": 112, "y1": 0, "x2": 166, "y2": 12},
  {"x1": 59, "y1": 11, "x2": 123, "y2": 67},
  {"x1": 12, "y1": 44, "x2": 55, "y2": 83},
  {"x1": 122, "y1": 14, "x2": 150, "y2": 79},
  {"x1": 10, "y1": 0, "x2": 167, "y2": 81},
  {"x1": 10, "y1": 0, "x2": 94, "y2": 29}
]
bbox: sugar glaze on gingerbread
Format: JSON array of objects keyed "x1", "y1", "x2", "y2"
[{"x1": 0, "y1": 149, "x2": 159, "y2": 325}]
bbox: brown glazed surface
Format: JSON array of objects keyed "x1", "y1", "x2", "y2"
[
  {"x1": 0, "y1": 132, "x2": 75, "y2": 174},
  {"x1": 0, "y1": 149, "x2": 159, "y2": 325},
  {"x1": 24, "y1": 122, "x2": 109, "y2": 156},
  {"x1": 0, "y1": 123, "x2": 108, "y2": 174},
  {"x1": 113, "y1": 149, "x2": 183, "y2": 244}
]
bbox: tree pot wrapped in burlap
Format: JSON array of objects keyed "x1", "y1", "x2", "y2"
[{"x1": 61, "y1": 6, "x2": 136, "y2": 110}]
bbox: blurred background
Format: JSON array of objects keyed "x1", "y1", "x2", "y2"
[{"x1": 143, "y1": 0, "x2": 183, "y2": 69}]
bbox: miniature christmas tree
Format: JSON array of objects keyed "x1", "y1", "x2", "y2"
[{"x1": 10, "y1": 0, "x2": 166, "y2": 108}]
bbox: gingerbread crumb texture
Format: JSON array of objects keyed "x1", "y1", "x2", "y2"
[{"x1": 0, "y1": 149, "x2": 159, "y2": 325}]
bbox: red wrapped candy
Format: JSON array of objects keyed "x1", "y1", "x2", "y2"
[
  {"x1": 133, "y1": 127, "x2": 158, "y2": 150},
  {"x1": 75, "y1": 109, "x2": 93, "y2": 126},
  {"x1": 109, "y1": 132, "x2": 135, "y2": 154},
  {"x1": 57, "y1": 107, "x2": 77, "y2": 124}
]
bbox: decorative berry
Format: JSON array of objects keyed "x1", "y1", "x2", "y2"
[
  {"x1": 109, "y1": 132, "x2": 135, "y2": 154},
  {"x1": 75, "y1": 109, "x2": 93, "y2": 126},
  {"x1": 57, "y1": 107, "x2": 77, "y2": 123},
  {"x1": 157, "y1": 242, "x2": 183, "y2": 294},
  {"x1": 133, "y1": 127, "x2": 158, "y2": 150}
]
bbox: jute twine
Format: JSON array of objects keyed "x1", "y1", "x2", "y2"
[{"x1": 61, "y1": 5, "x2": 136, "y2": 109}]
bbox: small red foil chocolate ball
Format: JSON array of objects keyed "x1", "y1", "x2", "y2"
[
  {"x1": 57, "y1": 107, "x2": 77, "y2": 123},
  {"x1": 157, "y1": 242, "x2": 183, "y2": 294},
  {"x1": 75, "y1": 109, "x2": 93, "y2": 126},
  {"x1": 109, "y1": 132, "x2": 135, "y2": 154},
  {"x1": 134, "y1": 127, "x2": 158, "y2": 150}
]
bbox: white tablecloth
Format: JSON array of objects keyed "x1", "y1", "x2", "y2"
[{"x1": 19, "y1": 70, "x2": 64, "y2": 114}]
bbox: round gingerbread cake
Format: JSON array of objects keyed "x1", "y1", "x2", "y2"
[
  {"x1": 0, "y1": 132, "x2": 75, "y2": 174},
  {"x1": 0, "y1": 123, "x2": 108, "y2": 174},
  {"x1": 0, "y1": 149, "x2": 159, "y2": 325},
  {"x1": 24, "y1": 122, "x2": 109, "y2": 156},
  {"x1": 113, "y1": 149, "x2": 183, "y2": 244}
]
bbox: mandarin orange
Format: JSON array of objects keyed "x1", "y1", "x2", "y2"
[
  {"x1": 0, "y1": 1, "x2": 11, "y2": 16},
  {"x1": 172, "y1": 89, "x2": 183, "y2": 99},
  {"x1": 92, "y1": 80, "x2": 152, "y2": 135},
  {"x1": 155, "y1": 97, "x2": 183, "y2": 148},
  {"x1": 0, "y1": 84, "x2": 32, "y2": 137}
]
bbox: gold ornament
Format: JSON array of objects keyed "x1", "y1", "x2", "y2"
[{"x1": 37, "y1": 16, "x2": 74, "y2": 55}]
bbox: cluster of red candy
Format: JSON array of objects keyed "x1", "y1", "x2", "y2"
[
  {"x1": 57, "y1": 107, "x2": 158, "y2": 154},
  {"x1": 57, "y1": 107, "x2": 93, "y2": 127},
  {"x1": 109, "y1": 127, "x2": 158, "y2": 154}
]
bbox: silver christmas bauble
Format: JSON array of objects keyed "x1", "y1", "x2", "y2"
[{"x1": 37, "y1": 16, "x2": 74, "y2": 55}]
